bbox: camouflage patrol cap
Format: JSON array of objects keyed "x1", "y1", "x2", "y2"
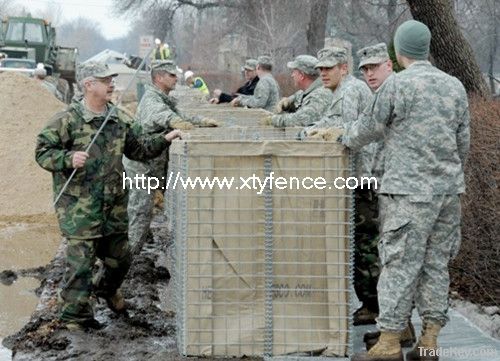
[
  {"x1": 315, "y1": 47, "x2": 348, "y2": 68},
  {"x1": 357, "y1": 43, "x2": 390, "y2": 69},
  {"x1": 243, "y1": 59, "x2": 258, "y2": 71},
  {"x1": 287, "y1": 55, "x2": 319, "y2": 76},
  {"x1": 151, "y1": 60, "x2": 178, "y2": 75},
  {"x1": 257, "y1": 55, "x2": 273, "y2": 67},
  {"x1": 76, "y1": 61, "x2": 118, "y2": 82}
]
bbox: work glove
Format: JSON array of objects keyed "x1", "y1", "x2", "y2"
[
  {"x1": 275, "y1": 97, "x2": 292, "y2": 113},
  {"x1": 230, "y1": 97, "x2": 241, "y2": 107},
  {"x1": 259, "y1": 116, "x2": 273, "y2": 126},
  {"x1": 170, "y1": 117, "x2": 195, "y2": 130},
  {"x1": 306, "y1": 127, "x2": 343, "y2": 142},
  {"x1": 200, "y1": 118, "x2": 221, "y2": 127}
]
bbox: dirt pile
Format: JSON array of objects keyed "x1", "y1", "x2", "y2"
[{"x1": 0, "y1": 72, "x2": 66, "y2": 219}]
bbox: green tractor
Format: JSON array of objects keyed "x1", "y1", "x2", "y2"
[{"x1": 0, "y1": 15, "x2": 78, "y2": 101}]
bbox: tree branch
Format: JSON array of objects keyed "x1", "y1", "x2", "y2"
[{"x1": 176, "y1": 0, "x2": 240, "y2": 9}]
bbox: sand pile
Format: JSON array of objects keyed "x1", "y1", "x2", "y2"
[{"x1": 0, "y1": 72, "x2": 66, "y2": 219}]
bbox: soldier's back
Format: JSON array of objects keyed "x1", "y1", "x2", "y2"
[
  {"x1": 256, "y1": 74, "x2": 279, "y2": 110},
  {"x1": 379, "y1": 61, "x2": 469, "y2": 194}
]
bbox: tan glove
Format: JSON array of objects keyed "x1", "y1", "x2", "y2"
[
  {"x1": 306, "y1": 128, "x2": 343, "y2": 142},
  {"x1": 230, "y1": 97, "x2": 241, "y2": 107},
  {"x1": 259, "y1": 115, "x2": 273, "y2": 126},
  {"x1": 170, "y1": 117, "x2": 195, "y2": 130},
  {"x1": 275, "y1": 97, "x2": 291, "y2": 113},
  {"x1": 200, "y1": 118, "x2": 221, "y2": 127}
]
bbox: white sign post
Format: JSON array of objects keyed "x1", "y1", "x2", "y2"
[{"x1": 139, "y1": 35, "x2": 154, "y2": 60}]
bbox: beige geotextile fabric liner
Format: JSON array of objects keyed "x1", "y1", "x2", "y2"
[{"x1": 171, "y1": 141, "x2": 350, "y2": 357}]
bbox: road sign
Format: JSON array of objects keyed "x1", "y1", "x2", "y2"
[{"x1": 139, "y1": 35, "x2": 154, "y2": 59}]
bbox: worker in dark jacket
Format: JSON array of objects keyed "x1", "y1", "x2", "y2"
[{"x1": 209, "y1": 59, "x2": 259, "y2": 104}]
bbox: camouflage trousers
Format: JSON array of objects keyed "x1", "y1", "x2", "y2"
[
  {"x1": 354, "y1": 187, "x2": 380, "y2": 312},
  {"x1": 59, "y1": 234, "x2": 132, "y2": 322},
  {"x1": 123, "y1": 155, "x2": 167, "y2": 254},
  {"x1": 376, "y1": 194, "x2": 461, "y2": 331},
  {"x1": 127, "y1": 183, "x2": 155, "y2": 253}
]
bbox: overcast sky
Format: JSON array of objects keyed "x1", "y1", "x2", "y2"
[{"x1": 15, "y1": 0, "x2": 132, "y2": 39}]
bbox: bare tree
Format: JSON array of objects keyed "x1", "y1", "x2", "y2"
[
  {"x1": 0, "y1": 0, "x2": 15, "y2": 18},
  {"x1": 327, "y1": 0, "x2": 410, "y2": 61},
  {"x1": 407, "y1": 0, "x2": 490, "y2": 97},
  {"x1": 35, "y1": 2, "x2": 64, "y2": 26},
  {"x1": 58, "y1": 18, "x2": 106, "y2": 61},
  {"x1": 306, "y1": 0, "x2": 329, "y2": 55},
  {"x1": 113, "y1": 0, "x2": 331, "y2": 71},
  {"x1": 484, "y1": 0, "x2": 499, "y2": 94}
]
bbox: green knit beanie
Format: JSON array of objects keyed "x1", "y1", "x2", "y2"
[{"x1": 394, "y1": 20, "x2": 431, "y2": 60}]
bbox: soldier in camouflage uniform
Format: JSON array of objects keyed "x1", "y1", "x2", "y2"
[
  {"x1": 231, "y1": 55, "x2": 280, "y2": 111},
  {"x1": 352, "y1": 43, "x2": 392, "y2": 326},
  {"x1": 123, "y1": 60, "x2": 218, "y2": 255},
  {"x1": 260, "y1": 55, "x2": 332, "y2": 128},
  {"x1": 35, "y1": 62, "x2": 181, "y2": 330},
  {"x1": 356, "y1": 43, "x2": 416, "y2": 350},
  {"x1": 342, "y1": 21, "x2": 470, "y2": 361},
  {"x1": 304, "y1": 47, "x2": 373, "y2": 131}
]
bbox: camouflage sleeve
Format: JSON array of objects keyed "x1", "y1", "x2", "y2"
[
  {"x1": 456, "y1": 106, "x2": 471, "y2": 166},
  {"x1": 342, "y1": 77, "x2": 395, "y2": 150},
  {"x1": 272, "y1": 89, "x2": 332, "y2": 127},
  {"x1": 35, "y1": 112, "x2": 75, "y2": 172},
  {"x1": 239, "y1": 78, "x2": 270, "y2": 109},
  {"x1": 342, "y1": 84, "x2": 373, "y2": 127},
  {"x1": 175, "y1": 109, "x2": 202, "y2": 125},
  {"x1": 124, "y1": 122, "x2": 169, "y2": 161},
  {"x1": 304, "y1": 114, "x2": 330, "y2": 131},
  {"x1": 143, "y1": 99, "x2": 184, "y2": 130},
  {"x1": 287, "y1": 92, "x2": 299, "y2": 106}
]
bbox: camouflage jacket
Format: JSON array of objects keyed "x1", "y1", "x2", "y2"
[
  {"x1": 271, "y1": 78, "x2": 333, "y2": 127},
  {"x1": 35, "y1": 100, "x2": 170, "y2": 239},
  {"x1": 369, "y1": 73, "x2": 395, "y2": 184},
  {"x1": 123, "y1": 84, "x2": 199, "y2": 178},
  {"x1": 305, "y1": 75, "x2": 376, "y2": 181},
  {"x1": 136, "y1": 84, "x2": 199, "y2": 134},
  {"x1": 238, "y1": 73, "x2": 280, "y2": 111},
  {"x1": 309, "y1": 75, "x2": 372, "y2": 129},
  {"x1": 342, "y1": 61, "x2": 470, "y2": 194}
]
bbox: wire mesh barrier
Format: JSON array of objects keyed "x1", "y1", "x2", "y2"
[{"x1": 166, "y1": 135, "x2": 354, "y2": 358}]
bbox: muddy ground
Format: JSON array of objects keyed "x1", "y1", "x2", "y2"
[{"x1": 1, "y1": 213, "x2": 258, "y2": 361}]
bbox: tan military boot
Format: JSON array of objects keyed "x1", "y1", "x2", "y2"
[
  {"x1": 406, "y1": 321, "x2": 441, "y2": 361},
  {"x1": 352, "y1": 331, "x2": 403, "y2": 361},
  {"x1": 105, "y1": 289, "x2": 127, "y2": 314},
  {"x1": 365, "y1": 319, "x2": 416, "y2": 350},
  {"x1": 353, "y1": 306, "x2": 378, "y2": 325}
]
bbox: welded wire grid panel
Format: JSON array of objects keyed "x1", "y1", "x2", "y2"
[
  {"x1": 167, "y1": 142, "x2": 190, "y2": 353},
  {"x1": 169, "y1": 140, "x2": 353, "y2": 358}
]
